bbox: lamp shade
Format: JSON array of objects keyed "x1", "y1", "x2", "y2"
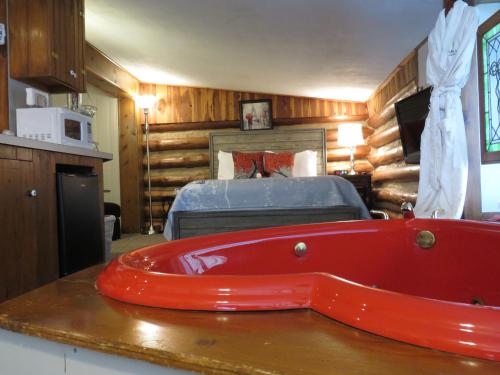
[
  {"x1": 134, "y1": 95, "x2": 157, "y2": 110},
  {"x1": 337, "y1": 123, "x2": 364, "y2": 147}
]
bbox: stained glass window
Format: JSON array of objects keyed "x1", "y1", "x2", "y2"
[{"x1": 482, "y1": 23, "x2": 500, "y2": 154}]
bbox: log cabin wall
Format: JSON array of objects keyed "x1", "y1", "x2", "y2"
[
  {"x1": 139, "y1": 83, "x2": 371, "y2": 229},
  {"x1": 366, "y1": 50, "x2": 420, "y2": 219}
]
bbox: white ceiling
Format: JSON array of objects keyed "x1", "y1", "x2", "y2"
[{"x1": 85, "y1": 0, "x2": 442, "y2": 101}]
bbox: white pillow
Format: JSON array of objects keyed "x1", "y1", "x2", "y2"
[
  {"x1": 293, "y1": 150, "x2": 317, "y2": 177},
  {"x1": 217, "y1": 150, "x2": 234, "y2": 179}
]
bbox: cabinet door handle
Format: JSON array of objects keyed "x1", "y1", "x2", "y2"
[
  {"x1": 69, "y1": 69, "x2": 78, "y2": 78},
  {"x1": 27, "y1": 189, "x2": 37, "y2": 198}
]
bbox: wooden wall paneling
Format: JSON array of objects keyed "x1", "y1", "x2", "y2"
[
  {"x1": 367, "y1": 51, "x2": 418, "y2": 118},
  {"x1": 0, "y1": 0, "x2": 8, "y2": 131},
  {"x1": 140, "y1": 83, "x2": 369, "y2": 125},
  {"x1": 119, "y1": 97, "x2": 143, "y2": 232}
]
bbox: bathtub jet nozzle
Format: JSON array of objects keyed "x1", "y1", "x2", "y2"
[
  {"x1": 294, "y1": 242, "x2": 308, "y2": 257},
  {"x1": 401, "y1": 202, "x2": 415, "y2": 220}
]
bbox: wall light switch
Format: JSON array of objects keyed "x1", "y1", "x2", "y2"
[{"x1": 0, "y1": 23, "x2": 5, "y2": 45}]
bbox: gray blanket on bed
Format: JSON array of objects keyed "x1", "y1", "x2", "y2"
[{"x1": 163, "y1": 176, "x2": 370, "y2": 240}]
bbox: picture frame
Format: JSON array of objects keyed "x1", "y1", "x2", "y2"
[
  {"x1": 239, "y1": 99, "x2": 273, "y2": 131},
  {"x1": 478, "y1": 11, "x2": 500, "y2": 163}
]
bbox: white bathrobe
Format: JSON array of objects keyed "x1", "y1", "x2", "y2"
[{"x1": 414, "y1": 0, "x2": 479, "y2": 219}]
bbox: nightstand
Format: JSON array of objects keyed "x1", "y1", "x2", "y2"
[{"x1": 340, "y1": 174, "x2": 372, "y2": 210}]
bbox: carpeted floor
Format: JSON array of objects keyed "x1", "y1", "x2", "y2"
[{"x1": 111, "y1": 233, "x2": 165, "y2": 256}]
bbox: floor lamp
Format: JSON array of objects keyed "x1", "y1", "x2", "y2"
[
  {"x1": 337, "y1": 123, "x2": 365, "y2": 175},
  {"x1": 135, "y1": 95, "x2": 158, "y2": 235}
]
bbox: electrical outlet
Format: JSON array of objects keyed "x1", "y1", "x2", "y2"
[{"x1": 0, "y1": 23, "x2": 5, "y2": 45}]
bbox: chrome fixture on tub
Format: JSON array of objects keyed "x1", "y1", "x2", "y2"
[
  {"x1": 370, "y1": 210, "x2": 389, "y2": 220},
  {"x1": 431, "y1": 209, "x2": 443, "y2": 219},
  {"x1": 294, "y1": 242, "x2": 308, "y2": 257},
  {"x1": 401, "y1": 202, "x2": 415, "y2": 219}
]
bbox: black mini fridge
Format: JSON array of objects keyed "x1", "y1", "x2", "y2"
[{"x1": 57, "y1": 173, "x2": 104, "y2": 277}]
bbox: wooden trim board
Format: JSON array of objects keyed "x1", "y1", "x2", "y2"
[{"x1": 171, "y1": 206, "x2": 361, "y2": 240}]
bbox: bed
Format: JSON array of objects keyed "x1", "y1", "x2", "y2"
[{"x1": 164, "y1": 129, "x2": 371, "y2": 240}]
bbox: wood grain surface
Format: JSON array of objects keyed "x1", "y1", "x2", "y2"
[
  {"x1": 0, "y1": 266, "x2": 499, "y2": 375},
  {"x1": 0, "y1": 0, "x2": 7, "y2": 131}
]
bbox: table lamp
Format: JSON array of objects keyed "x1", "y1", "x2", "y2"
[
  {"x1": 135, "y1": 95, "x2": 158, "y2": 235},
  {"x1": 337, "y1": 123, "x2": 364, "y2": 175}
]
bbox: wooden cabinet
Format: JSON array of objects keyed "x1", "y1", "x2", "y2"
[
  {"x1": 8, "y1": 0, "x2": 86, "y2": 92},
  {"x1": 0, "y1": 152, "x2": 38, "y2": 300},
  {"x1": 341, "y1": 174, "x2": 372, "y2": 210},
  {"x1": 0, "y1": 143, "x2": 104, "y2": 303}
]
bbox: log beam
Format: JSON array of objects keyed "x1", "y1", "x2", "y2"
[
  {"x1": 145, "y1": 115, "x2": 370, "y2": 134},
  {"x1": 146, "y1": 153, "x2": 209, "y2": 169},
  {"x1": 85, "y1": 42, "x2": 140, "y2": 97},
  {"x1": 372, "y1": 165, "x2": 420, "y2": 182},
  {"x1": 148, "y1": 175, "x2": 209, "y2": 187},
  {"x1": 367, "y1": 121, "x2": 401, "y2": 148},
  {"x1": 147, "y1": 120, "x2": 239, "y2": 133},
  {"x1": 373, "y1": 201, "x2": 404, "y2": 219},
  {"x1": 373, "y1": 188, "x2": 417, "y2": 205},
  {"x1": 367, "y1": 145, "x2": 404, "y2": 167},
  {"x1": 368, "y1": 82, "x2": 417, "y2": 129},
  {"x1": 145, "y1": 137, "x2": 209, "y2": 151},
  {"x1": 273, "y1": 115, "x2": 368, "y2": 126},
  {"x1": 144, "y1": 190, "x2": 178, "y2": 201},
  {"x1": 327, "y1": 145, "x2": 371, "y2": 162},
  {"x1": 327, "y1": 161, "x2": 374, "y2": 174},
  {"x1": 327, "y1": 127, "x2": 373, "y2": 142}
]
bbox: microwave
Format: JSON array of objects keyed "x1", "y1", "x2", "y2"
[{"x1": 16, "y1": 107, "x2": 94, "y2": 149}]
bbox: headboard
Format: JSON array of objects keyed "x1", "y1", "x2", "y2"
[{"x1": 209, "y1": 129, "x2": 327, "y2": 179}]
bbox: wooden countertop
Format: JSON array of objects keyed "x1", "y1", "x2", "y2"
[
  {"x1": 0, "y1": 134, "x2": 113, "y2": 160},
  {"x1": 0, "y1": 266, "x2": 499, "y2": 375}
]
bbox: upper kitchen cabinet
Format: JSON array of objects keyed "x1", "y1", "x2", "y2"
[{"x1": 8, "y1": 0, "x2": 86, "y2": 93}]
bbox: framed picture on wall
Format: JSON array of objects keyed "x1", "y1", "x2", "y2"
[
  {"x1": 239, "y1": 99, "x2": 273, "y2": 131},
  {"x1": 478, "y1": 11, "x2": 500, "y2": 163}
]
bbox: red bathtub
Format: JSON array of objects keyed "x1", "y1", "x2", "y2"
[{"x1": 97, "y1": 218, "x2": 500, "y2": 361}]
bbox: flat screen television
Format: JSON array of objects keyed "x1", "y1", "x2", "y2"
[{"x1": 394, "y1": 87, "x2": 432, "y2": 164}]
